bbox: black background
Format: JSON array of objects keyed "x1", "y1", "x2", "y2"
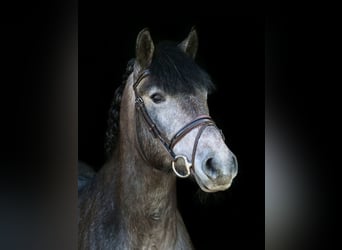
[{"x1": 80, "y1": 16, "x2": 264, "y2": 249}]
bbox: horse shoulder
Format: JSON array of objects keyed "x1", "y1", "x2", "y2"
[{"x1": 78, "y1": 170, "x2": 122, "y2": 249}]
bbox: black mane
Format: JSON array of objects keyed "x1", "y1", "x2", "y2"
[
  {"x1": 105, "y1": 42, "x2": 215, "y2": 158},
  {"x1": 104, "y1": 59, "x2": 134, "y2": 158}
]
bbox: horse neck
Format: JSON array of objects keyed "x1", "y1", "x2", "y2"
[
  {"x1": 98, "y1": 137, "x2": 188, "y2": 248},
  {"x1": 118, "y1": 142, "x2": 177, "y2": 218},
  {"x1": 102, "y1": 137, "x2": 178, "y2": 226}
]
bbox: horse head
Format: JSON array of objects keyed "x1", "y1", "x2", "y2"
[{"x1": 121, "y1": 28, "x2": 238, "y2": 192}]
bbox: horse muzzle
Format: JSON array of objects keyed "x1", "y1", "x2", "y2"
[{"x1": 193, "y1": 153, "x2": 238, "y2": 192}]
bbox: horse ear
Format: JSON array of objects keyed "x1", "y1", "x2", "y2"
[
  {"x1": 178, "y1": 27, "x2": 198, "y2": 59},
  {"x1": 136, "y1": 28, "x2": 155, "y2": 69}
]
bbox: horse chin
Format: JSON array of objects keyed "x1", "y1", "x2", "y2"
[{"x1": 191, "y1": 169, "x2": 233, "y2": 193}]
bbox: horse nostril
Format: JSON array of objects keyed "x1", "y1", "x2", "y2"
[
  {"x1": 204, "y1": 157, "x2": 218, "y2": 179},
  {"x1": 232, "y1": 155, "x2": 238, "y2": 174}
]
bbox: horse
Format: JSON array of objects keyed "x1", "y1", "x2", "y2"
[{"x1": 78, "y1": 27, "x2": 238, "y2": 249}]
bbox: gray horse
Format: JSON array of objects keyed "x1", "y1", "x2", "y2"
[{"x1": 78, "y1": 28, "x2": 238, "y2": 249}]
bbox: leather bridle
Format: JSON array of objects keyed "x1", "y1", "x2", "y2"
[{"x1": 133, "y1": 69, "x2": 224, "y2": 178}]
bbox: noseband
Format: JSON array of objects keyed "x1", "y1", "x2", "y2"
[{"x1": 133, "y1": 69, "x2": 224, "y2": 178}]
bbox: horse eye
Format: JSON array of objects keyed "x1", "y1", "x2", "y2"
[{"x1": 150, "y1": 93, "x2": 165, "y2": 104}]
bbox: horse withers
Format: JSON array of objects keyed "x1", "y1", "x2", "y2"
[{"x1": 78, "y1": 27, "x2": 238, "y2": 249}]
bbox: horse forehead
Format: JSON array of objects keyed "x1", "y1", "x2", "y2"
[{"x1": 178, "y1": 94, "x2": 208, "y2": 110}]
